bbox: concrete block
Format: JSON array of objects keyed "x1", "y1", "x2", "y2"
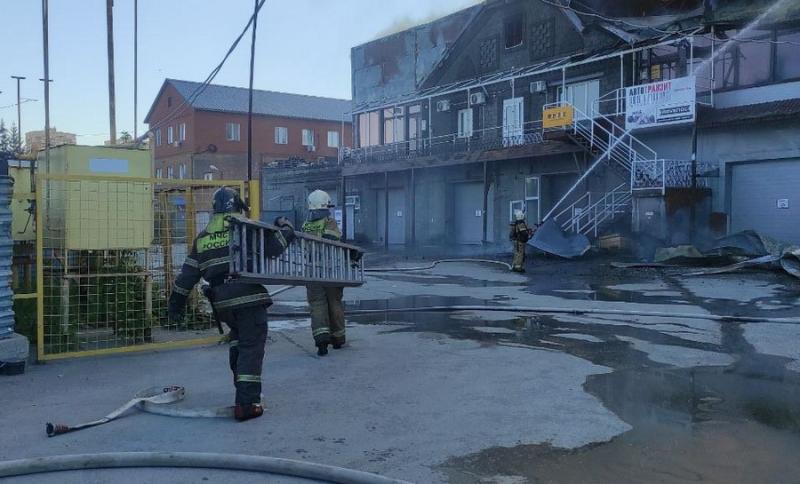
[{"x1": 0, "y1": 333, "x2": 29, "y2": 373}]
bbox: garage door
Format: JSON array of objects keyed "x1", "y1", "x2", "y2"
[
  {"x1": 454, "y1": 182, "x2": 484, "y2": 244},
  {"x1": 730, "y1": 160, "x2": 800, "y2": 244}
]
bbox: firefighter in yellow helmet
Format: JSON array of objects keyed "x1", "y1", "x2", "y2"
[
  {"x1": 303, "y1": 190, "x2": 346, "y2": 356},
  {"x1": 509, "y1": 209, "x2": 531, "y2": 273}
]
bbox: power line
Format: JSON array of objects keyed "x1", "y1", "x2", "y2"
[
  {"x1": 0, "y1": 99, "x2": 38, "y2": 110},
  {"x1": 540, "y1": 0, "x2": 800, "y2": 46},
  {"x1": 142, "y1": 0, "x2": 267, "y2": 140}
]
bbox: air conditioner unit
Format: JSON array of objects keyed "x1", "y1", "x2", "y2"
[
  {"x1": 530, "y1": 80, "x2": 547, "y2": 93},
  {"x1": 436, "y1": 100, "x2": 451, "y2": 112},
  {"x1": 469, "y1": 92, "x2": 486, "y2": 106},
  {"x1": 306, "y1": 145, "x2": 316, "y2": 152}
]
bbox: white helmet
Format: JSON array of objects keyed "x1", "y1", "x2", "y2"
[
  {"x1": 514, "y1": 209, "x2": 525, "y2": 221},
  {"x1": 308, "y1": 189, "x2": 333, "y2": 210}
]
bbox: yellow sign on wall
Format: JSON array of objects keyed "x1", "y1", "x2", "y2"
[{"x1": 543, "y1": 105, "x2": 574, "y2": 129}]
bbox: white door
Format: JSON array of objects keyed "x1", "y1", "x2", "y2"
[
  {"x1": 559, "y1": 79, "x2": 600, "y2": 119},
  {"x1": 503, "y1": 97, "x2": 524, "y2": 146}
]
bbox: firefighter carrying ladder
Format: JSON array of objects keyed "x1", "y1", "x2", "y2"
[{"x1": 227, "y1": 215, "x2": 365, "y2": 287}]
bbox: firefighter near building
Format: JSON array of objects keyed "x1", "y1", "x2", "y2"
[
  {"x1": 168, "y1": 187, "x2": 295, "y2": 421},
  {"x1": 302, "y1": 190, "x2": 351, "y2": 356}
]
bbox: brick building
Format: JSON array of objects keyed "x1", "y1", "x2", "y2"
[{"x1": 144, "y1": 79, "x2": 352, "y2": 185}]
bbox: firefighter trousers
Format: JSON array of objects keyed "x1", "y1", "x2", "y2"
[
  {"x1": 306, "y1": 285, "x2": 345, "y2": 347},
  {"x1": 512, "y1": 240, "x2": 527, "y2": 271},
  {"x1": 223, "y1": 305, "x2": 268, "y2": 405}
]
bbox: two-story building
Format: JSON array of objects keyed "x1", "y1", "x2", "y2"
[
  {"x1": 337, "y1": 0, "x2": 800, "y2": 250},
  {"x1": 144, "y1": 79, "x2": 352, "y2": 188}
]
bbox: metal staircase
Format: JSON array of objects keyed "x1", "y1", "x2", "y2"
[{"x1": 542, "y1": 101, "x2": 665, "y2": 237}]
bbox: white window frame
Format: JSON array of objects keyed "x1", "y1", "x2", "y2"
[
  {"x1": 274, "y1": 126, "x2": 288, "y2": 145},
  {"x1": 226, "y1": 122, "x2": 241, "y2": 141},
  {"x1": 509, "y1": 200, "x2": 525, "y2": 222},
  {"x1": 503, "y1": 97, "x2": 524, "y2": 146},
  {"x1": 524, "y1": 176, "x2": 541, "y2": 224},
  {"x1": 179, "y1": 164, "x2": 186, "y2": 179},
  {"x1": 302, "y1": 129, "x2": 314, "y2": 147},
  {"x1": 167, "y1": 166, "x2": 174, "y2": 179},
  {"x1": 179, "y1": 123, "x2": 186, "y2": 141},
  {"x1": 167, "y1": 126, "x2": 174, "y2": 144},
  {"x1": 155, "y1": 129, "x2": 162, "y2": 146},
  {"x1": 557, "y1": 79, "x2": 601, "y2": 120},
  {"x1": 458, "y1": 108, "x2": 474, "y2": 138},
  {"x1": 155, "y1": 168, "x2": 163, "y2": 178},
  {"x1": 327, "y1": 130, "x2": 340, "y2": 148}
]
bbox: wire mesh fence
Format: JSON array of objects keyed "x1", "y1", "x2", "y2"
[{"x1": 36, "y1": 174, "x2": 245, "y2": 360}]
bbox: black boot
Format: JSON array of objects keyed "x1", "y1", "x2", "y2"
[
  {"x1": 234, "y1": 403, "x2": 264, "y2": 422},
  {"x1": 317, "y1": 343, "x2": 329, "y2": 356}
]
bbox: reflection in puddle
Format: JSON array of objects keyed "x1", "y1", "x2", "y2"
[{"x1": 345, "y1": 301, "x2": 800, "y2": 484}]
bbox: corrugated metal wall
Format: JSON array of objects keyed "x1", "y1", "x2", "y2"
[{"x1": 0, "y1": 176, "x2": 15, "y2": 339}]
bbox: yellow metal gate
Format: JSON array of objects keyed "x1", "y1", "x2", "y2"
[{"x1": 36, "y1": 174, "x2": 247, "y2": 360}]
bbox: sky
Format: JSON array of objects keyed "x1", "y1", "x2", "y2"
[{"x1": 0, "y1": 0, "x2": 480, "y2": 146}]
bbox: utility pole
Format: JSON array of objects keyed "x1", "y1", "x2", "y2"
[
  {"x1": 133, "y1": 0, "x2": 138, "y2": 139},
  {"x1": 246, "y1": 0, "x2": 259, "y2": 183},
  {"x1": 11, "y1": 76, "x2": 26, "y2": 150},
  {"x1": 106, "y1": 0, "x2": 117, "y2": 145},
  {"x1": 41, "y1": 0, "x2": 51, "y2": 173}
]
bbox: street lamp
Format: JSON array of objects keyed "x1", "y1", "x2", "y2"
[{"x1": 11, "y1": 76, "x2": 26, "y2": 149}]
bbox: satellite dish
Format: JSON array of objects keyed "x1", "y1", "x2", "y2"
[{"x1": 207, "y1": 144, "x2": 218, "y2": 153}]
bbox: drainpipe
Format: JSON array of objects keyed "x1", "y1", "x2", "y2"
[
  {"x1": 410, "y1": 168, "x2": 416, "y2": 247},
  {"x1": 690, "y1": 123, "x2": 698, "y2": 242},
  {"x1": 384, "y1": 171, "x2": 389, "y2": 249},
  {"x1": 482, "y1": 161, "x2": 488, "y2": 245},
  {"x1": 340, "y1": 175, "x2": 347, "y2": 242}
]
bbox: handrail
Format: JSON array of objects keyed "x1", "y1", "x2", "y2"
[{"x1": 346, "y1": 120, "x2": 545, "y2": 162}]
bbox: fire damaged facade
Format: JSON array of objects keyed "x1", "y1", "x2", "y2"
[{"x1": 266, "y1": 0, "x2": 800, "y2": 248}]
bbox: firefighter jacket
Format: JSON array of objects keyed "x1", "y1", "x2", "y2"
[
  {"x1": 169, "y1": 213, "x2": 295, "y2": 313},
  {"x1": 302, "y1": 211, "x2": 341, "y2": 241},
  {"x1": 509, "y1": 220, "x2": 530, "y2": 243}
]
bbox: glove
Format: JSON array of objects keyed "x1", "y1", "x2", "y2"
[
  {"x1": 273, "y1": 216, "x2": 293, "y2": 229},
  {"x1": 168, "y1": 294, "x2": 185, "y2": 325}
]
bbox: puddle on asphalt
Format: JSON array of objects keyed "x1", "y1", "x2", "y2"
[{"x1": 345, "y1": 299, "x2": 800, "y2": 483}]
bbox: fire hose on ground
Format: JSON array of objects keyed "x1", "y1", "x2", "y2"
[{"x1": 0, "y1": 452, "x2": 411, "y2": 483}]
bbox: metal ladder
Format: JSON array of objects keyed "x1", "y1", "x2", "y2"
[
  {"x1": 543, "y1": 101, "x2": 663, "y2": 236},
  {"x1": 228, "y1": 216, "x2": 365, "y2": 287}
]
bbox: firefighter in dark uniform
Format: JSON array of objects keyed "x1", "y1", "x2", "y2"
[
  {"x1": 509, "y1": 209, "x2": 531, "y2": 273},
  {"x1": 302, "y1": 190, "x2": 346, "y2": 356},
  {"x1": 168, "y1": 187, "x2": 294, "y2": 421}
]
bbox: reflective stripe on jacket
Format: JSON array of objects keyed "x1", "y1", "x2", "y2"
[
  {"x1": 303, "y1": 216, "x2": 341, "y2": 241},
  {"x1": 169, "y1": 213, "x2": 294, "y2": 311}
]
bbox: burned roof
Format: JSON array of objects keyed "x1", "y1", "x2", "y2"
[
  {"x1": 351, "y1": 4, "x2": 484, "y2": 107},
  {"x1": 699, "y1": 99, "x2": 800, "y2": 128},
  {"x1": 146, "y1": 79, "x2": 352, "y2": 123}
]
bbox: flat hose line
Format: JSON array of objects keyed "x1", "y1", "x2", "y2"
[
  {"x1": 0, "y1": 452, "x2": 411, "y2": 483},
  {"x1": 364, "y1": 258, "x2": 512, "y2": 272},
  {"x1": 269, "y1": 305, "x2": 800, "y2": 325}
]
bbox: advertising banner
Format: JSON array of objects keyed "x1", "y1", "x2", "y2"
[{"x1": 625, "y1": 76, "x2": 696, "y2": 130}]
